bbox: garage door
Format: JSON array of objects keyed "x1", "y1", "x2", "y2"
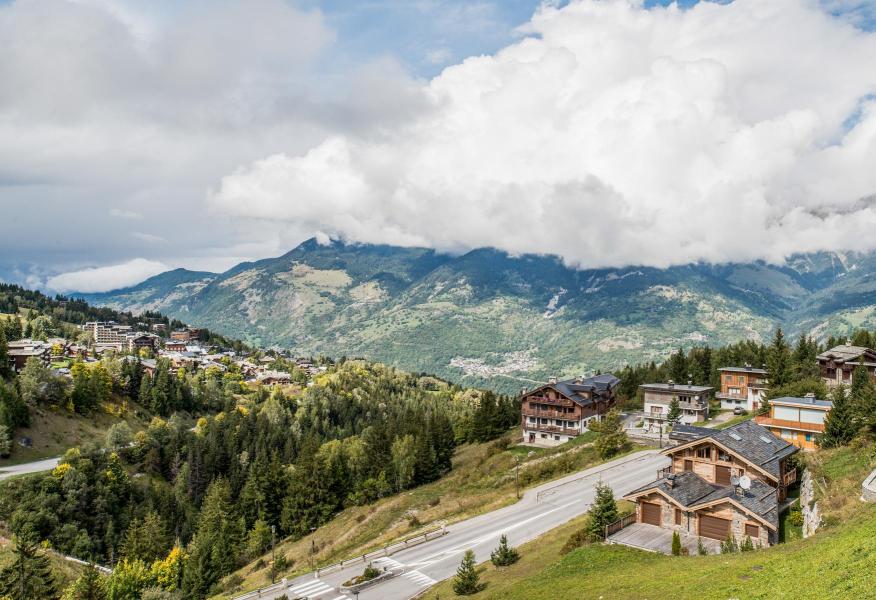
[
  {"x1": 699, "y1": 515, "x2": 731, "y2": 540},
  {"x1": 641, "y1": 502, "x2": 661, "y2": 526}
]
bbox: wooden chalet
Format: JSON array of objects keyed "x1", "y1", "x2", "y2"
[{"x1": 818, "y1": 342, "x2": 876, "y2": 388}]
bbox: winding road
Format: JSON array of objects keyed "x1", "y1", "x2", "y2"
[
  {"x1": 0, "y1": 456, "x2": 61, "y2": 481},
  {"x1": 239, "y1": 449, "x2": 669, "y2": 600}
]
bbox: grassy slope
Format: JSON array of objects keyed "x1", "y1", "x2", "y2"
[
  {"x1": 0, "y1": 537, "x2": 85, "y2": 591},
  {"x1": 425, "y1": 443, "x2": 876, "y2": 600},
  {"x1": 1, "y1": 402, "x2": 154, "y2": 465},
  {"x1": 214, "y1": 432, "x2": 649, "y2": 598}
]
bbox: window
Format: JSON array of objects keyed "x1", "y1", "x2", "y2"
[
  {"x1": 554, "y1": 435, "x2": 560, "y2": 440},
  {"x1": 540, "y1": 434, "x2": 547, "y2": 439},
  {"x1": 674, "y1": 509, "x2": 682, "y2": 525},
  {"x1": 805, "y1": 433, "x2": 812, "y2": 442},
  {"x1": 717, "y1": 450, "x2": 731, "y2": 462},
  {"x1": 738, "y1": 376, "x2": 745, "y2": 384},
  {"x1": 725, "y1": 375, "x2": 732, "y2": 382},
  {"x1": 696, "y1": 447, "x2": 711, "y2": 460},
  {"x1": 745, "y1": 523, "x2": 759, "y2": 539},
  {"x1": 781, "y1": 429, "x2": 794, "y2": 440}
]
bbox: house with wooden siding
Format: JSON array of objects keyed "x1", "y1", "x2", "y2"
[
  {"x1": 519, "y1": 374, "x2": 620, "y2": 447},
  {"x1": 818, "y1": 342, "x2": 876, "y2": 388},
  {"x1": 755, "y1": 394, "x2": 832, "y2": 450},
  {"x1": 622, "y1": 420, "x2": 798, "y2": 548},
  {"x1": 716, "y1": 365, "x2": 768, "y2": 412}
]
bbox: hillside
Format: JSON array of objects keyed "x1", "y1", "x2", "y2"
[
  {"x1": 82, "y1": 240, "x2": 876, "y2": 392},
  {"x1": 424, "y1": 442, "x2": 876, "y2": 599}
]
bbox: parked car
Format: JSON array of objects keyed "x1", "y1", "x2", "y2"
[{"x1": 733, "y1": 406, "x2": 748, "y2": 415}]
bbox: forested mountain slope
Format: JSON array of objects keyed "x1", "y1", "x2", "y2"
[{"x1": 83, "y1": 240, "x2": 876, "y2": 392}]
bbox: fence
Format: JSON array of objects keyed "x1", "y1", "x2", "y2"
[
  {"x1": 231, "y1": 526, "x2": 448, "y2": 600},
  {"x1": 604, "y1": 513, "x2": 636, "y2": 539}
]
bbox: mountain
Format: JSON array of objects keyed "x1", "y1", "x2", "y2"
[{"x1": 79, "y1": 241, "x2": 876, "y2": 392}]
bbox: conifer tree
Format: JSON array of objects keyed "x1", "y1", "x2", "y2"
[
  {"x1": 666, "y1": 397, "x2": 681, "y2": 426},
  {"x1": 452, "y1": 549, "x2": 484, "y2": 595},
  {"x1": 61, "y1": 564, "x2": 107, "y2": 600},
  {"x1": 490, "y1": 534, "x2": 519, "y2": 567},
  {"x1": 585, "y1": 481, "x2": 619, "y2": 541},
  {"x1": 0, "y1": 537, "x2": 58, "y2": 600},
  {"x1": 849, "y1": 364, "x2": 876, "y2": 429},
  {"x1": 0, "y1": 328, "x2": 11, "y2": 380},
  {"x1": 821, "y1": 384, "x2": 855, "y2": 447},
  {"x1": 589, "y1": 411, "x2": 629, "y2": 459},
  {"x1": 766, "y1": 328, "x2": 791, "y2": 388}
]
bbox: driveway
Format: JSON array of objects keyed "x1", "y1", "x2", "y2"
[{"x1": 0, "y1": 456, "x2": 60, "y2": 481}]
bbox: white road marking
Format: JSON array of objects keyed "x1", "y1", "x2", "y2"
[
  {"x1": 403, "y1": 570, "x2": 437, "y2": 587},
  {"x1": 289, "y1": 579, "x2": 332, "y2": 595},
  {"x1": 373, "y1": 557, "x2": 404, "y2": 568}
]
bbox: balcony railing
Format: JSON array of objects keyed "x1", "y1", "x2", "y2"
[
  {"x1": 525, "y1": 423, "x2": 580, "y2": 435},
  {"x1": 522, "y1": 407, "x2": 576, "y2": 419},
  {"x1": 604, "y1": 513, "x2": 637, "y2": 539},
  {"x1": 525, "y1": 395, "x2": 569, "y2": 406},
  {"x1": 657, "y1": 466, "x2": 672, "y2": 480},
  {"x1": 783, "y1": 468, "x2": 797, "y2": 487}
]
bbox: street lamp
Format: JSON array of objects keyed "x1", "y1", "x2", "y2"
[{"x1": 514, "y1": 456, "x2": 520, "y2": 499}]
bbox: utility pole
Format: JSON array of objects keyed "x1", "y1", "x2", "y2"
[
  {"x1": 515, "y1": 456, "x2": 520, "y2": 499},
  {"x1": 270, "y1": 524, "x2": 276, "y2": 584},
  {"x1": 310, "y1": 527, "x2": 317, "y2": 570}
]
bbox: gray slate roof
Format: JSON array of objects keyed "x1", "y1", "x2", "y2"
[
  {"x1": 719, "y1": 366, "x2": 768, "y2": 375},
  {"x1": 669, "y1": 424, "x2": 714, "y2": 442},
  {"x1": 626, "y1": 470, "x2": 779, "y2": 528},
  {"x1": 669, "y1": 420, "x2": 797, "y2": 480},
  {"x1": 817, "y1": 344, "x2": 876, "y2": 363},
  {"x1": 533, "y1": 373, "x2": 620, "y2": 407},
  {"x1": 640, "y1": 383, "x2": 714, "y2": 394}
]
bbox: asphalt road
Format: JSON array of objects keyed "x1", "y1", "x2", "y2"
[
  {"x1": 251, "y1": 449, "x2": 669, "y2": 600},
  {"x1": 0, "y1": 456, "x2": 61, "y2": 481}
]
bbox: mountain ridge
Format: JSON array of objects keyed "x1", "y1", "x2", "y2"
[{"x1": 79, "y1": 240, "x2": 876, "y2": 392}]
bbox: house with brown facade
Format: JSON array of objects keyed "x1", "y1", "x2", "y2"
[
  {"x1": 520, "y1": 374, "x2": 620, "y2": 447},
  {"x1": 755, "y1": 393, "x2": 832, "y2": 450},
  {"x1": 818, "y1": 342, "x2": 876, "y2": 388},
  {"x1": 6, "y1": 339, "x2": 52, "y2": 372},
  {"x1": 622, "y1": 420, "x2": 798, "y2": 548},
  {"x1": 716, "y1": 365, "x2": 768, "y2": 412}
]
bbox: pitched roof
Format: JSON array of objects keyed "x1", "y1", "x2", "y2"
[
  {"x1": 667, "y1": 420, "x2": 797, "y2": 480},
  {"x1": 668, "y1": 424, "x2": 713, "y2": 442},
  {"x1": 817, "y1": 344, "x2": 876, "y2": 363},
  {"x1": 525, "y1": 374, "x2": 620, "y2": 406},
  {"x1": 625, "y1": 471, "x2": 779, "y2": 529}
]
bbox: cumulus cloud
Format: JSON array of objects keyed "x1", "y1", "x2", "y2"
[
  {"x1": 46, "y1": 259, "x2": 169, "y2": 293},
  {"x1": 211, "y1": 0, "x2": 876, "y2": 269}
]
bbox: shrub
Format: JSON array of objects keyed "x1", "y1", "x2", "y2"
[
  {"x1": 696, "y1": 537, "x2": 708, "y2": 556},
  {"x1": 273, "y1": 555, "x2": 290, "y2": 573},
  {"x1": 788, "y1": 508, "x2": 804, "y2": 527},
  {"x1": 740, "y1": 535, "x2": 755, "y2": 552},
  {"x1": 561, "y1": 526, "x2": 591, "y2": 554},
  {"x1": 720, "y1": 534, "x2": 739, "y2": 554},
  {"x1": 490, "y1": 535, "x2": 520, "y2": 567},
  {"x1": 671, "y1": 531, "x2": 681, "y2": 556},
  {"x1": 407, "y1": 514, "x2": 421, "y2": 529}
]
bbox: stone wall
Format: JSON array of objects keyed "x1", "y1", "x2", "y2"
[
  {"x1": 862, "y1": 468, "x2": 876, "y2": 503},
  {"x1": 800, "y1": 469, "x2": 821, "y2": 538}
]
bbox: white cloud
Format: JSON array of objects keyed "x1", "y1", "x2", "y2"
[
  {"x1": 211, "y1": 0, "x2": 876, "y2": 269},
  {"x1": 46, "y1": 259, "x2": 168, "y2": 293}
]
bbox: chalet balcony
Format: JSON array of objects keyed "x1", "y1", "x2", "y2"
[
  {"x1": 656, "y1": 466, "x2": 672, "y2": 480},
  {"x1": 525, "y1": 395, "x2": 569, "y2": 406},
  {"x1": 783, "y1": 468, "x2": 797, "y2": 487},
  {"x1": 525, "y1": 423, "x2": 580, "y2": 435},
  {"x1": 522, "y1": 407, "x2": 576, "y2": 419}
]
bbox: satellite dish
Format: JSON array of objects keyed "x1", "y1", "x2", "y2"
[
  {"x1": 739, "y1": 475, "x2": 751, "y2": 490},
  {"x1": 730, "y1": 475, "x2": 740, "y2": 486}
]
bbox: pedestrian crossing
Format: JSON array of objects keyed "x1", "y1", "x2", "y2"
[
  {"x1": 402, "y1": 570, "x2": 437, "y2": 588},
  {"x1": 372, "y1": 556, "x2": 404, "y2": 569},
  {"x1": 285, "y1": 578, "x2": 349, "y2": 599}
]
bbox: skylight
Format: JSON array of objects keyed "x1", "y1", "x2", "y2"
[
  {"x1": 728, "y1": 432, "x2": 742, "y2": 441},
  {"x1": 759, "y1": 435, "x2": 773, "y2": 444}
]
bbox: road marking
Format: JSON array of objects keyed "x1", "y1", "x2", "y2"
[
  {"x1": 373, "y1": 557, "x2": 404, "y2": 569},
  {"x1": 403, "y1": 570, "x2": 437, "y2": 587},
  {"x1": 289, "y1": 579, "x2": 332, "y2": 595},
  {"x1": 327, "y1": 596, "x2": 349, "y2": 600}
]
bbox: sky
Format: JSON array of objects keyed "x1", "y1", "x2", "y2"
[{"x1": 2, "y1": 0, "x2": 876, "y2": 293}]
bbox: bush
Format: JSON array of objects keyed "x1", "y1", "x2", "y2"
[
  {"x1": 273, "y1": 555, "x2": 290, "y2": 573},
  {"x1": 788, "y1": 508, "x2": 804, "y2": 527},
  {"x1": 671, "y1": 531, "x2": 681, "y2": 556},
  {"x1": 362, "y1": 564, "x2": 381, "y2": 580},
  {"x1": 490, "y1": 535, "x2": 519, "y2": 567},
  {"x1": 561, "y1": 524, "x2": 593, "y2": 554},
  {"x1": 696, "y1": 537, "x2": 708, "y2": 556},
  {"x1": 740, "y1": 535, "x2": 755, "y2": 552},
  {"x1": 720, "y1": 534, "x2": 739, "y2": 554}
]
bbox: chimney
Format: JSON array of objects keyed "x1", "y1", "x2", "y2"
[
  {"x1": 548, "y1": 376, "x2": 557, "y2": 384},
  {"x1": 575, "y1": 375, "x2": 583, "y2": 384},
  {"x1": 687, "y1": 380, "x2": 693, "y2": 386},
  {"x1": 666, "y1": 474, "x2": 675, "y2": 489},
  {"x1": 667, "y1": 380, "x2": 675, "y2": 388},
  {"x1": 847, "y1": 338, "x2": 853, "y2": 346}
]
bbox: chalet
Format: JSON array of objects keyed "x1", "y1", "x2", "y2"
[
  {"x1": 257, "y1": 370, "x2": 292, "y2": 385},
  {"x1": 624, "y1": 421, "x2": 798, "y2": 548},
  {"x1": 716, "y1": 366, "x2": 768, "y2": 412},
  {"x1": 165, "y1": 340, "x2": 187, "y2": 352},
  {"x1": 755, "y1": 394, "x2": 832, "y2": 450},
  {"x1": 519, "y1": 374, "x2": 620, "y2": 447},
  {"x1": 128, "y1": 333, "x2": 159, "y2": 353},
  {"x1": 640, "y1": 382, "x2": 713, "y2": 430},
  {"x1": 6, "y1": 339, "x2": 52, "y2": 372},
  {"x1": 817, "y1": 342, "x2": 876, "y2": 388}
]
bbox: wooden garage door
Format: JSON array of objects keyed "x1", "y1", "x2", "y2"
[
  {"x1": 699, "y1": 515, "x2": 730, "y2": 540},
  {"x1": 715, "y1": 465, "x2": 732, "y2": 486},
  {"x1": 641, "y1": 502, "x2": 661, "y2": 526}
]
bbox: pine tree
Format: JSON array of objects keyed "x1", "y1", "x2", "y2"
[
  {"x1": 0, "y1": 537, "x2": 59, "y2": 600},
  {"x1": 585, "y1": 481, "x2": 619, "y2": 541},
  {"x1": 671, "y1": 531, "x2": 681, "y2": 556},
  {"x1": 766, "y1": 328, "x2": 791, "y2": 388},
  {"x1": 61, "y1": 564, "x2": 107, "y2": 600},
  {"x1": 452, "y1": 549, "x2": 484, "y2": 595},
  {"x1": 490, "y1": 534, "x2": 519, "y2": 567},
  {"x1": 0, "y1": 328, "x2": 12, "y2": 380},
  {"x1": 849, "y1": 364, "x2": 876, "y2": 429},
  {"x1": 821, "y1": 384, "x2": 855, "y2": 447},
  {"x1": 668, "y1": 347, "x2": 688, "y2": 383},
  {"x1": 589, "y1": 411, "x2": 629, "y2": 459}
]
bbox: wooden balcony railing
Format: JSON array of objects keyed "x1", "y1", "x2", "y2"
[
  {"x1": 525, "y1": 396, "x2": 569, "y2": 406},
  {"x1": 525, "y1": 423, "x2": 580, "y2": 435},
  {"x1": 657, "y1": 466, "x2": 672, "y2": 480},
  {"x1": 522, "y1": 407, "x2": 576, "y2": 419},
  {"x1": 783, "y1": 468, "x2": 797, "y2": 487},
  {"x1": 604, "y1": 513, "x2": 637, "y2": 539}
]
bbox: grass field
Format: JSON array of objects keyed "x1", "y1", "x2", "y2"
[
  {"x1": 424, "y1": 442, "x2": 876, "y2": 600},
  {"x1": 213, "y1": 432, "x2": 649, "y2": 598}
]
